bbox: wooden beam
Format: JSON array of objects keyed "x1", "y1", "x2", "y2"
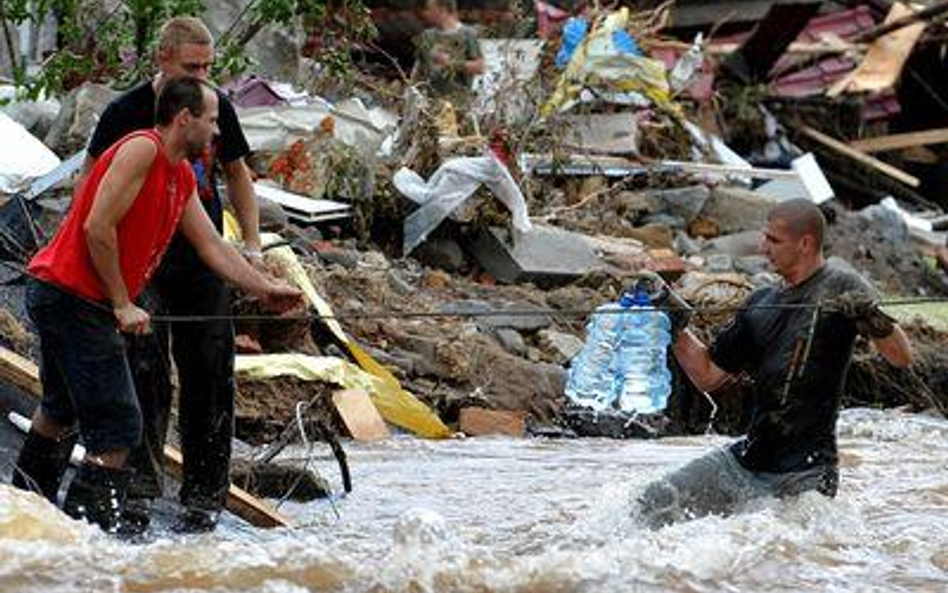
[
  {"x1": 799, "y1": 126, "x2": 920, "y2": 188},
  {"x1": 162, "y1": 447, "x2": 293, "y2": 529},
  {"x1": 849, "y1": 128, "x2": 948, "y2": 153},
  {"x1": 0, "y1": 348, "x2": 41, "y2": 396},
  {"x1": 0, "y1": 345, "x2": 293, "y2": 529}
]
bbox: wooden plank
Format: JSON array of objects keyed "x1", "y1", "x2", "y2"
[
  {"x1": 849, "y1": 128, "x2": 948, "y2": 153},
  {"x1": 799, "y1": 126, "x2": 920, "y2": 188},
  {"x1": 0, "y1": 348, "x2": 41, "y2": 396},
  {"x1": 0, "y1": 345, "x2": 292, "y2": 529},
  {"x1": 332, "y1": 388, "x2": 390, "y2": 441},
  {"x1": 828, "y1": 2, "x2": 926, "y2": 97}
]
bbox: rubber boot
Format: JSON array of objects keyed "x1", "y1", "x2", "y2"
[
  {"x1": 62, "y1": 462, "x2": 142, "y2": 536},
  {"x1": 11, "y1": 428, "x2": 78, "y2": 503},
  {"x1": 171, "y1": 507, "x2": 220, "y2": 534}
]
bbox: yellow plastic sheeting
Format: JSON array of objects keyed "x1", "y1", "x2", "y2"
[
  {"x1": 235, "y1": 354, "x2": 451, "y2": 438},
  {"x1": 224, "y1": 221, "x2": 450, "y2": 438},
  {"x1": 542, "y1": 8, "x2": 672, "y2": 117}
]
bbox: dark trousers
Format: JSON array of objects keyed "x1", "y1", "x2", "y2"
[{"x1": 125, "y1": 260, "x2": 235, "y2": 512}]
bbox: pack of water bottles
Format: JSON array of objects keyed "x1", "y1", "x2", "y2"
[{"x1": 565, "y1": 283, "x2": 672, "y2": 414}]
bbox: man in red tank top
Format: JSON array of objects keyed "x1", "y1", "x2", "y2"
[{"x1": 10, "y1": 77, "x2": 302, "y2": 535}]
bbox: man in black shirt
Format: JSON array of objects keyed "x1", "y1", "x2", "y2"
[
  {"x1": 638, "y1": 198, "x2": 913, "y2": 528},
  {"x1": 84, "y1": 16, "x2": 263, "y2": 533}
]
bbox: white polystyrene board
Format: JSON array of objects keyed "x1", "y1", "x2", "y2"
[
  {"x1": 792, "y1": 153, "x2": 834, "y2": 204},
  {"x1": 253, "y1": 182, "x2": 351, "y2": 223},
  {"x1": 0, "y1": 111, "x2": 60, "y2": 194}
]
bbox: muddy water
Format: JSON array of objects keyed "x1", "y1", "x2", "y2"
[{"x1": 2, "y1": 407, "x2": 948, "y2": 592}]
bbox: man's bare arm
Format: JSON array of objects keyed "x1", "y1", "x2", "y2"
[
  {"x1": 83, "y1": 138, "x2": 156, "y2": 332},
  {"x1": 672, "y1": 329, "x2": 731, "y2": 393},
  {"x1": 222, "y1": 158, "x2": 262, "y2": 256},
  {"x1": 84, "y1": 139, "x2": 154, "y2": 307}
]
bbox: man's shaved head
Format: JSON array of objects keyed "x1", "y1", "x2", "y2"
[{"x1": 767, "y1": 198, "x2": 826, "y2": 249}]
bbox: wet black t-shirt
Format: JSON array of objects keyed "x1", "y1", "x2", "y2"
[
  {"x1": 87, "y1": 81, "x2": 250, "y2": 271},
  {"x1": 710, "y1": 261, "x2": 878, "y2": 473}
]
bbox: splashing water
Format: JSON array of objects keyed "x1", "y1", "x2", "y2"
[{"x1": 1, "y1": 408, "x2": 947, "y2": 592}]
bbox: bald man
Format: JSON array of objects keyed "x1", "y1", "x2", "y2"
[{"x1": 637, "y1": 198, "x2": 913, "y2": 528}]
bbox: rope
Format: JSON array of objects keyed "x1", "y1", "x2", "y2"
[{"x1": 143, "y1": 296, "x2": 948, "y2": 324}]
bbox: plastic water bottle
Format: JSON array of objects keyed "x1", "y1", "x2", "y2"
[
  {"x1": 614, "y1": 288, "x2": 673, "y2": 413},
  {"x1": 565, "y1": 292, "x2": 637, "y2": 410},
  {"x1": 669, "y1": 32, "x2": 704, "y2": 93}
]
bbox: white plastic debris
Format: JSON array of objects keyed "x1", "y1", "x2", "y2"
[
  {"x1": 0, "y1": 111, "x2": 61, "y2": 194},
  {"x1": 394, "y1": 154, "x2": 532, "y2": 255}
]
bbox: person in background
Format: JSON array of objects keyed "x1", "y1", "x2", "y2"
[
  {"x1": 82, "y1": 16, "x2": 265, "y2": 533},
  {"x1": 411, "y1": 0, "x2": 485, "y2": 109},
  {"x1": 11, "y1": 77, "x2": 302, "y2": 534},
  {"x1": 637, "y1": 198, "x2": 913, "y2": 528}
]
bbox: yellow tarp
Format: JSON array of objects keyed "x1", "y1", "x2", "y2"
[{"x1": 225, "y1": 217, "x2": 450, "y2": 438}]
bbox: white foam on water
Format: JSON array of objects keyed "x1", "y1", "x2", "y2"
[{"x1": 2, "y1": 409, "x2": 948, "y2": 592}]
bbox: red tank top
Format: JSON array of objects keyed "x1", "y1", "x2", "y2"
[{"x1": 29, "y1": 129, "x2": 196, "y2": 302}]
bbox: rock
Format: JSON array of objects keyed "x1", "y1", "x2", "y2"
[
  {"x1": 386, "y1": 270, "x2": 416, "y2": 297},
  {"x1": 705, "y1": 253, "x2": 733, "y2": 273},
  {"x1": 675, "y1": 232, "x2": 704, "y2": 256},
  {"x1": 700, "y1": 185, "x2": 777, "y2": 234},
  {"x1": 1, "y1": 97, "x2": 61, "y2": 139},
  {"x1": 459, "y1": 407, "x2": 526, "y2": 437},
  {"x1": 257, "y1": 196, "x2": 290, "y2": 233},
  {"x1": 537, "y1": 329, "x2": 584, "y2": 364},
  {"x1": 412, "y1": 237, "x2": 467, "y2": 272},
  {"x1": 316, "y1": 246, "x2": 360, "y2": 269},
  {"x1": 493, "y1": 328, "x2": 527, "y2": 356},
  {"x1": 645, "y1": 248, "x2": 687, "y2": 280},
  {"x1": 707, "y1": 230, "x2": 762, "y2": 257},
  {"x1": 625, "y1": 223, "x2": 673, "y2": 249},
  {"x1": 688, "y1": 216, "x2": 721, "y2": 238},
  {"x1": 734, "y1": 255, "x2": 771, "y2": 276},
  {"x1": 422, "y1": 269, "x2": 452, "y2": 289},
  {"x1": 645, "y1": 185, "x2": 710, "y2": 225},
  {"x1": 44, "y1": 82, "x2": 116, "y2": 156}
]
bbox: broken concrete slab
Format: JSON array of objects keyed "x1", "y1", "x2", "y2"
[
  {"x1": 467, "y1": 224, "x2": 601, "y2": 287},
  {"x1": 560, "y1": 112, "x2": 640, "y2": 155}
]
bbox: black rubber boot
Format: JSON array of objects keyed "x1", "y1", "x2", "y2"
[
  {"x1": 11, "y1": 428, "x2": 78, "y2": 503},
  {"x1": 62, "y1": 462, "x2": 142, "y2": 535},
  {"x1": 171, "y1": 507, "x2": 220, "y2": 534}
]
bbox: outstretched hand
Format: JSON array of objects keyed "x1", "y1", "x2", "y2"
[
  {"x1": 258, "y1": 281, "x2": 306, "y2": 315},
  {"x1": 831, "y1": 291, "x2": 896, "y2": 338}
]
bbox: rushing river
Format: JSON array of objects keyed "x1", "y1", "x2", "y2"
[{"x1": 2, "y1": 407, "x2": 948, "y2": 592}]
